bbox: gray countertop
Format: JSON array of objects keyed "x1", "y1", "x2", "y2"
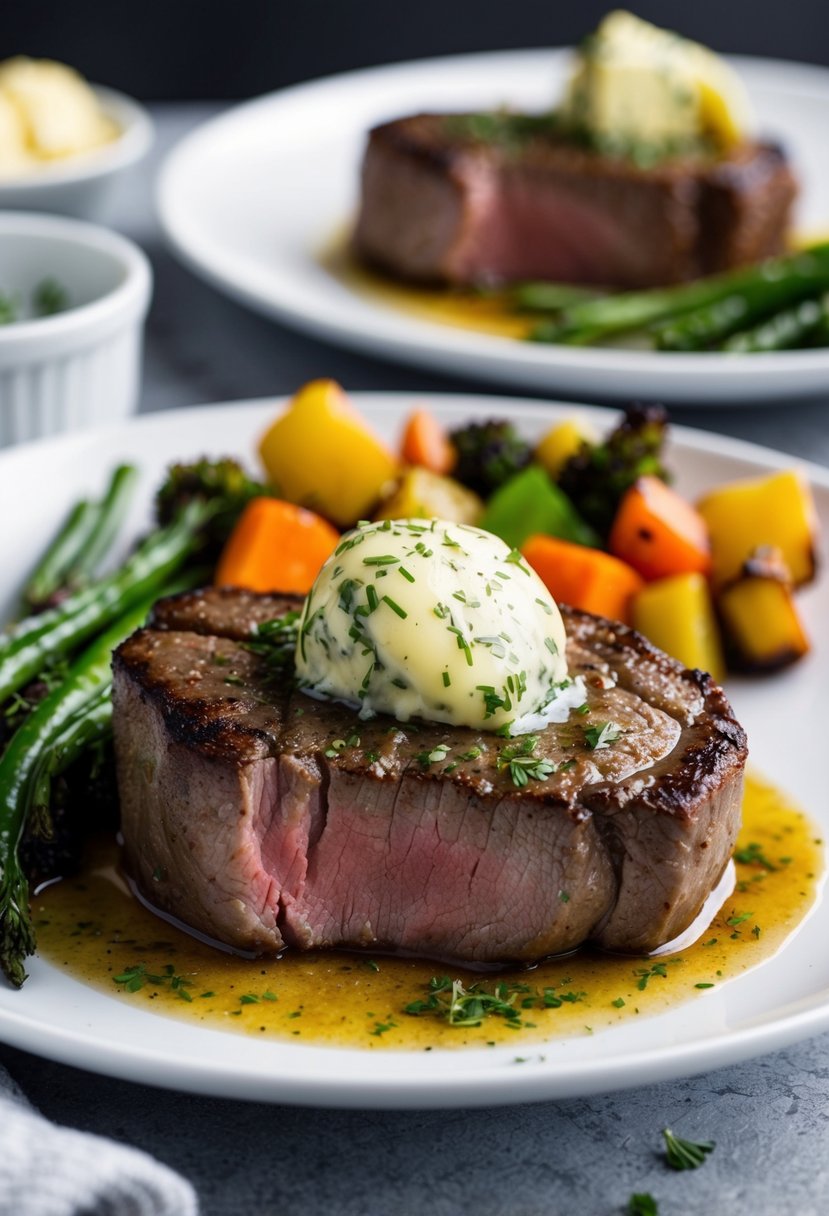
[{"x1": 2, "y1": 105, "x2": 829, "y2": 1216}]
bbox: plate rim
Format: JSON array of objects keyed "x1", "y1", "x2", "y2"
[{"x1": 156, "y1": 50, "x2": 829, "y2": 403}]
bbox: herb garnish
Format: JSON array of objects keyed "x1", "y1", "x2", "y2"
[
  {"x1": 497, "y1": 735, "x2": 555, "y2": 787},
  {"x1": 246, "y1": 611, "x2": 301, "y2": 672},
  {"x1": 733, "y1": 841, "x2": 778, "y2": 870},
  {"x1": 662, "y1": 1128, "x2": 715, "y2": 1171},
  {"x1": 405, "y1": 976, "x2": 584, "y2": 1028},
  {"x1": 583, "y1": 721, "x2": 621, "y2": 750},
  {"x1": 112, "y1": 962, "x2": 194, "y2": 1001},
  {"x1": 627, "y1": 1194, "x2": 659, "y2": 1216}
]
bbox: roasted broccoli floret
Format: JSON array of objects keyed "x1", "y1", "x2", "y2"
[
  {"x1": 449, "y1": 420, "x2": 533, "y2": 497},
  {"x1": 155, "y1": 458, "x2": 268, "y2": 556},
  {"x1": 557, "y1": 404, "x2": 670, "y2": 540}
]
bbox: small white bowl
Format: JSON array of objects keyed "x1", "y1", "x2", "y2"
[
  {"x1": 0, "y1": 86, "x2": 154, "y2": 219},
  {"x1": 0, "y1": 212, "x2": 152, "y2": 446}
]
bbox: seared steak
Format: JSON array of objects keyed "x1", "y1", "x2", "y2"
[
  {"x1": 354, "y1": 114, "x2": 797, "y2": 288},
  {"x1": 112, "y1": 587, "x2": 747, "y2": 964}
]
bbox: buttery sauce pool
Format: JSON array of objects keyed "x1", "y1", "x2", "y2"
[{"x1": 35, "y1": 773, "x2": 822, "y2": 1050}]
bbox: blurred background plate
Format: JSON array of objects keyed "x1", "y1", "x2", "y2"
[{"x1": 158, "y1": 50, "x2": 829, "y2": 406}]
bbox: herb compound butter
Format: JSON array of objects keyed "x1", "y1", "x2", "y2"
[{"x1": 295, "y1": 518, "x2": 584, "y2": 734}]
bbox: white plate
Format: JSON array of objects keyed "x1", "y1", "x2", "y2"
[
  {"x1": 0, "y1": 393, "x2": 826, "y2": 1108},
  {"x1": 158, "y1": 52, "x2": 829, "y2": 405}
]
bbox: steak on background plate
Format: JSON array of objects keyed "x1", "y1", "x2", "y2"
[
  {"x1": 112, "y1": 587, "x2": 747, "y2": 966},
  {"x1": 354, "y1": 114, "x2": 797, "y2": 289}
]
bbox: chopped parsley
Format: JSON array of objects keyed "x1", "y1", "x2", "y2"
[
  {"x1": 583, "y1": 721, "x2": 621, "y2": 750},
  {"x1": 497, "y1": 735, "x2": 555, "y2": 787},
  {"x1": 662, "y1": 1128, "x2": 715, "y2": 1171},
  {"x1": 733, "y1": 841, "x2": 777, "y2": 870}
]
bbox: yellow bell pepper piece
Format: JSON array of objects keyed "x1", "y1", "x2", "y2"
[
  {"x1": 632, "y1": 572, "x2": 725, "y2": 683},
  {"x1": 258, "y1": 380, "x2": 397, "y2": 527},
  {"x1": 374, "y1": 468, "x2": 483, "y2": 525},
  {"x1": 697, "y1": 469, "x2": 818, "y2": 588},
  {"x1": 535, "y1": 418, "x2": 595, "y2": 479},
  {"x1": 718, "y1": 548, "x2": 810, "y2": 672}
]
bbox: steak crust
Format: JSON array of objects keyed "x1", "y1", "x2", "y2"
[
  {"x1": 112, "y1": 587, "x2": 747, "y2": 964},
  {"x1": 354, "y1": 113, "x2": 797, "y2": 288}
]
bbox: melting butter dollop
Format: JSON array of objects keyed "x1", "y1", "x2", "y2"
[{"x1": 295, "y1": 518, "x2": 585, "y2": 735}]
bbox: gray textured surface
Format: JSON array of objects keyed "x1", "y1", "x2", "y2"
[{"x1": 2, "y1": 105, "x2": 829, "y2": 1216}]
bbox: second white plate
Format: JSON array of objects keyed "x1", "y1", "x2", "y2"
[{"x1": 158, "y1": 50, "x2": 829, "y2": 405}]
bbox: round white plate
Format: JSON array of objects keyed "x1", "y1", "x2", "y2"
[
  {"x1": 158, "y1": 51, "x2": 829, "y2": 405},
  {"x1": 0, "y1": 393, "x2": 826, "y2": 1108}
]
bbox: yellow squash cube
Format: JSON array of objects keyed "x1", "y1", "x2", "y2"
[
  {"x1": 374, "y1": 468, "x2": 483, "y2": 525},
  {"x1": 258, "y1": 380, "x2": 397, "y2": 527},
  {"x1": 718, "y1": 547, "x2": 810, "y2": 672},
  {"x1": 697, "y1": 469, "x2": 818, "y2": 588},
  {"x1": 632, "y1": 572, "x2": 725, "y2": 682},
  {"x1": 535, "y1": 418, "x2": 595, "y2": 480}
]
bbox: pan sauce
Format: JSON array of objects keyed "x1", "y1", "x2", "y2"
[{"x1": 35, "y1": 772, "x2": 822, "y2": 1050}]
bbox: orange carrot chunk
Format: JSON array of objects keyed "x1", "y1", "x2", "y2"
[
  {"x1": 608, "y1": 475, "x2": 711, "y2": 582},
  {"x1": 401, "y1": 408, "x2": 456, "y2": 475},
  {"x1": 215, "y1": 497, "x2": 339, "y2": 595},
  {"x1": 522, "y1": 534, "x2": 644, "y2": 625}
]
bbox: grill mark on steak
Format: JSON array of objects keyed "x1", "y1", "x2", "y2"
[
  {"x1": 354, "y1": 113, "x2": 797, "y2": 289},
  {"x1": 113, "y1": 586, "x2": 747, "y2": 964}
]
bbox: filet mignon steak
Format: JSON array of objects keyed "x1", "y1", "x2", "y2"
[
  {"x1": 354, "y1": 114, "x2": 797, "y2": 289},
  {"x1": 112, "y1": 587, "x2": 747, "y2": 965}
]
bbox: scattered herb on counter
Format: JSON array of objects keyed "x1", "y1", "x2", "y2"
[
  {"x1": 627, "y1": 1194, "x2": 659, "y2": 1216},
  {"x1": 662, "y1": 1128, "x2": 715, "y2": 1171}
]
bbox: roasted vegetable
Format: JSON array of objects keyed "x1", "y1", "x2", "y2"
[
  {"x1": 479, "y1": 466, "x2": 599, "y2": 550},
  {"x1": 156, "y1": 456, "x2": 266, "y2": 557},
  {"x1": 717, "y1": 546, "x2": 810, "y2": 672},
  {"x1": 697, "y1": 468, "x2": 818, "y2": 588},
  {"x1": 24, "y1": 464, "x2": 139, "y2": 609},
  {"x1": 258, "y1": 379, "x2": 397, "y2": 527},
  {"x1": 557, "y1": 404, "x2": 670, "y2": 540},
  {"x1": 632, "y1": 573, "x2": 725, "y2": 682},
  {"x1": 522, "y1": 533, "x2": 644, "y2": 625},
  {"x1": 400, "y1": 408, "x2": 456, "y2": 475},
  {"x1": 529, "y1": 243, "x2": 829, "y2": 347},
  {"x1": 609, "y1": 475, "x2": 711, "y2": 582},
  {"x1": 449, "y1": 419, "x2": 533, "y2": 497},
  {"x1": 535, "y1": 418, "x2": 596, "y2": 480},
  {"x1": 374, "y1": 467, "x2": 483, "y2": 525},
  {"x1": 215, "y1": 498, "x2": 339, "y2": 594}
]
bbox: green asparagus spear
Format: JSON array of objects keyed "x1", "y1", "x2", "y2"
[
  {"x1": 23, "y1": 499, "x2": 99, "y2": 609},
  {"x1": 0, "y1": 500, "x2": 209, "y2": 703},
  {"x1": 528, "y1": 244, "x2": 829, "y2": 347},
  {"x1": 511, "y1": 282, "x2": 601, "y2": 313},
  {"x1": 63, "y1": 464, "x2": 139, "y2": 586},
  {"x1": 723, "y1": 297, "x2": 828, "y2": 352},
  {"x1": 0, "y1": 592, "x2": 160, "y2": 986}
]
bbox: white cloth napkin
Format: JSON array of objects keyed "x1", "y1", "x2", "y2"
[{"x1": 0, "y1": 1063, "x2": 198, "y2": 1216}]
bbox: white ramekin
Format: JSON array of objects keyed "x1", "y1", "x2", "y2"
[
  {"x1": 0, "y1": 86, "x2": 154, "y2": 219},
  {"x1": 0, "y1": 212, "x2": 152, "y2": 446}
]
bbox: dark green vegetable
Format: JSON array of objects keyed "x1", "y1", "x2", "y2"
[
  {"x1": 528, "y1": 244, "x2": 829, "y2": 347},
  {"x1": 479, "y1": 465, "x2": 599, "y2": 550},
  {"x1": 723, "y1": 297, "x2": 827, "y2": 353},
  {"x1": 23, "y1": 499, "x2": 98, "y2": 609},
  {"x1": 557, "y1": 404, "x2": 669, "y2": 539},
  {"x1": 0, "y1": 593, "x2": 160, "y2": 987},
  {"x1": 654, "y1": 248, "x2": 829, "y2": 350},
  {"x1": 627, "y1": 1194, "x2": 659, "y2": 1216},
  {"x1": 0, "y1": 500, "x2": 208, "y2": 704},
  {"x1": 511, "y1": 282, "x2": 600, "y2": 314},
  {"x1": 155, "y1": 457, "x2": 267, "y2": 557},
  {"x1": 24, "y1": 465, "x2": 140, "y2": 609},
  {"x1": 65, "y1": 464, "x2": 139, "y2": 586},
  {"x1": 449, "y1": 420, "x2": 533, "y2": 497}
]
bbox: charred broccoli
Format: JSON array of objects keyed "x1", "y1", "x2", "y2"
[
  {"x1": 155, "y1": 458, "x2": 268, "y2": 557},
  {"x1": 449, "y1": 420, "x2": 533, "y2": 497},
  {"x1": 557, "y1": 404, "x2": 670, "y2": 540}
]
